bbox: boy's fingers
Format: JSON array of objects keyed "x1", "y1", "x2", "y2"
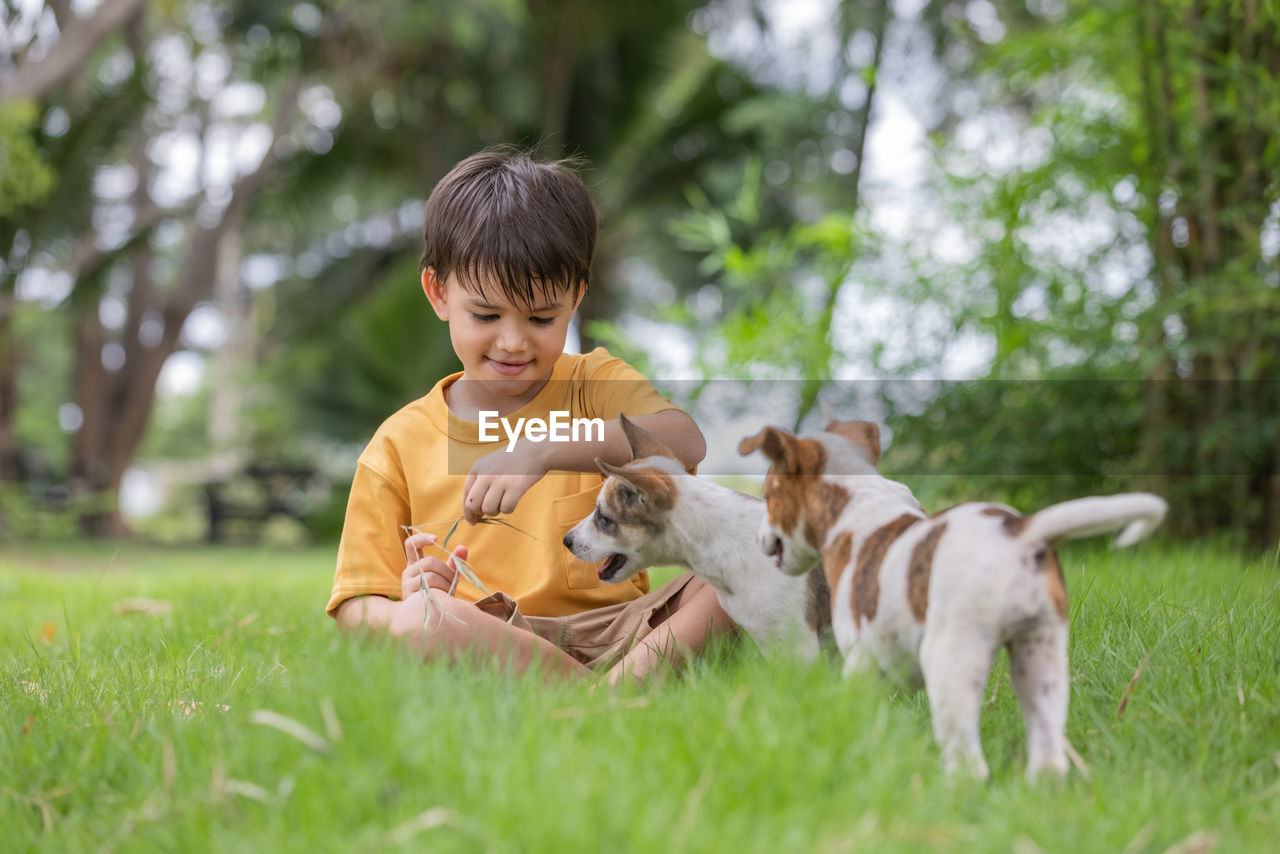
[
  {"x1": 403, "y1": 532, "x2": 438, "y2": 564},
  {"x1": 446, "y1": 544, "x2": 469, "y2": 570},
  {"x1": 422, "y1": 569, "x2": 453, "y2": 592},
  {"x1": 463, "y1": 487, "x2": 484, "y2": 525},
  {"x1": 406, "y1": 556, "x2": 457, "y2": 592},
  {"x1": 481, "y1": 488, "x2": 505, "y2": 520}
]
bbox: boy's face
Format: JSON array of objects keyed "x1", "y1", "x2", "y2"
[{"x1": 423, "y1": 268, "x2": 583, "y2": 411}]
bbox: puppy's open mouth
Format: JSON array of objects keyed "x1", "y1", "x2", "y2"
[
  {"x1": 597, "y1": 553, "x2": 628, "y2": 581},
  {"x1": 769, "y1": 537, "x2": 784, "y2": 570}
]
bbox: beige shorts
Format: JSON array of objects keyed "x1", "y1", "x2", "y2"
[{"x1": 470, "y1": 571, "x2": 700, "y2": 671}]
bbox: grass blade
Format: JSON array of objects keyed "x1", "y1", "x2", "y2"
[
  {"x1": 449, "y1": 553, "x2": 489, "y2": 595},
  {"x1": 249, "y1": 710, "x2": 331, "y2": 753},
  {"x1": 441, "y1": 517, "x2": 462, "y2": 548},
  {"x1": 476, "y1": 517, "x2": 540, "y2": 541}
]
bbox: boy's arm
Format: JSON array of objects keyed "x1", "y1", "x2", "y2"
[
  {"x1": 544, "y1": 409, "x2": 705, "y2": 472},
  {"x1": 461, "y1": 410, "x2": 705, "y2": 524},
  {"x1": 333, "y1": 593, "x2": 400, "y2": 631}
]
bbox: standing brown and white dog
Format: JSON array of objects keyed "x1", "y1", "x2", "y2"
[
  {"x1": 563, "y1": 416, "x2": 830, "y2": 661},
  {"x1": 739, "y1": 420, "x2": 1166, "y2": 781}
]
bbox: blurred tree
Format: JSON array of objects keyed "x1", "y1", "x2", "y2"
[
  {"x1": 255, "y1": 0, "x2": 816, "y2": 444},
  {"x1": 0, "y1": 0, "x2": 146, "y2": 100},
  {"x1": 1, "y1": 0, "x2": 325, "y2": 534},
  {"x1": 3, "y1": 0, "x2": 861, "y2": 537},
  {"x1": 888, "y1": 0, "x2": 1280, "y2": 541},
  {"x1": 589, "y1": 0, "x2": 893, "y2": 430}
]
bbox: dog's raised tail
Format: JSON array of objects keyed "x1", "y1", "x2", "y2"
[{"x1": 1018, "y1": 493, "x2": 1167, "y2": 548}]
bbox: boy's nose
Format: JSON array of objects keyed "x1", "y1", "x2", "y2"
[{"x1": 496, "y1": 323, "x2": 526, "y2": 353}]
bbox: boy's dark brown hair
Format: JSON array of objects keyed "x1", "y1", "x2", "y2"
[{"x1": 419, "y1": 148, "x2": 597, "y2": 307}]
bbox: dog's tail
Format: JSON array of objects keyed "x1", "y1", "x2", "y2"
[{"x1": 1017, "y1": 493, "x2": 1167, "y2": 548}]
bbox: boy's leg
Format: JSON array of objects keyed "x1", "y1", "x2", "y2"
[
  {"x1": 385, "y1": 590, "x2": 593, "y2": 679},
  {"x1": 605, "y1": 577, "x2": 737, "y2": 684}
]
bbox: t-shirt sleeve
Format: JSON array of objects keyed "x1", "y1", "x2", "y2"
[
  {"x1": 326, "y1": 460, "x2": 411, "y2": 617},
  {"x1": 578, "y1": 347, "x2": 685, "y2": 421}
]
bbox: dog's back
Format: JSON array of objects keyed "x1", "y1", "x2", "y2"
[{"x1": 661, "y1": 479, "x2": 826, "y2": 661}]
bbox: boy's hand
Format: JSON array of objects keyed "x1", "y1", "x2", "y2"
[
  {"x1": 401, "y1": 533, "x2": 467, "y2": 599},
  {"x1": 462, "y1": 441, "x2": 548, "y2": 524}
]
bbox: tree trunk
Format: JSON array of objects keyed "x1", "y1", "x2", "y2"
[
  {"x1": 0, "y1": 0, "x2": 146, "y2": 100},
  {"x1": 66, "y1": 73, "x2": 302, "y2": 537}
]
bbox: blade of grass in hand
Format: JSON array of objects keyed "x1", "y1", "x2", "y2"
[{"x1": 476, "y1": 517, "x2": 540, "y2": 541}]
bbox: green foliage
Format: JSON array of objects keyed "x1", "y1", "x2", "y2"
[
  {"x1": 272, "y1": 255, "x2": 458, "y2": 443},
  {"x1": 857, "y1": 0, "x2": 1280, "y2": 540},
  {"x1": 10, "y1": 305, "x2": 72, "y2": 473},
  {"x1": 0, "y1": 102, "x2": 55, "y2": 218},
  {"x1": 596, "y1": 162, "x2": 871, "y2": 429},
  {"x1": 1, "y1": 542, "x2": 1278, "y2": 849},
  {"x1": 0, "y1": 484, "x2": 77, "y2": 540}
]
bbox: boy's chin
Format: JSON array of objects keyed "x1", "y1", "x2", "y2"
[{"x1": 477, "y1": 374, "x2": 547, "y2": 398}]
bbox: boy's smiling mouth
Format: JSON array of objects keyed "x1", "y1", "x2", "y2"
[{"x1": 488, "y1": 358, "x2": 531, "y2": 376}]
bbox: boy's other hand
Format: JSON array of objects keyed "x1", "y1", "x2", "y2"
[
  {"x1": 402, "y1": 533, "x2": 467, "y2": 599},
  {"x1": 461, "y1": 442, "x2": 548, "y2": 524}
]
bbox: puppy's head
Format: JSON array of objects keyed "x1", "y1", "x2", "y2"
[
  {"x1": 738, "y1": 420, "x2": 879, "y2": 575},
  {"x1": 562, "y1": 415, "x2": 683, "y2": 583}
]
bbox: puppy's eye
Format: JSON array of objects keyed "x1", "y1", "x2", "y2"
[{"x1": 594, "y1": 512, "x2": 616, "y2": 533}]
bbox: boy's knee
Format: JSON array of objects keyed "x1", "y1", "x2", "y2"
[{"x1": 389, "y1": 592, "x2": 476, "y2": 658}]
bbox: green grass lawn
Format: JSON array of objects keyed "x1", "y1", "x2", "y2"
[{"x1": 3, "y1": 539, "x2": 1279, "y2": 853}]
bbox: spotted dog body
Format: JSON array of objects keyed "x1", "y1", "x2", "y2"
[
  {"x1": 563, "y1": 416, "x2": 827, "y2": 661},
  {"x1": 740, "y1": 420, "x2": 1166, "y2": 781}
]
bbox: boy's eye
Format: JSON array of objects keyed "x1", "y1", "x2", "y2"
[
  {"x1": 529, "y1": 316, "x2": 555, "y2": 327},
  {"x1": 471, "y1": 313, "x2": 499, "y2": 323}
]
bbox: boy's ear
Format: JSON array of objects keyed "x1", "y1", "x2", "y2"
[
  {"x1": 422, "y1": 268, "x2": 449, "y2": 321},
  {"x1": 571, "y1": 280, "x2": 587, "y2": 313}
]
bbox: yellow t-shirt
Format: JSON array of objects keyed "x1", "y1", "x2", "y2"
[{"x1": 326, "y1": 347, "x2": 683, "y2": 618}]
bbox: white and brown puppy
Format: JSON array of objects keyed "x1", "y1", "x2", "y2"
[
  {"x1": 739, "y1": 420, "x2": 1167, "y2": 781},
  {"x1": 563, "y1": 415, "x2": 829, "y2": 661}
]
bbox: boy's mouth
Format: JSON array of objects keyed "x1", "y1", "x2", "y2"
[{"x1": 488, "y1": 358, "x2": 531, "y2": 376}]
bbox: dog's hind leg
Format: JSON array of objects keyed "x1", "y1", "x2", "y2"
[
  {"x1": 840, "y1": 637, "x2": 876, "y2": 678},
  {"x1": 920, "y1": 628, "x2": 997, "y2": 781},
  {"x1": 1007, "y1": 623, "x2": 1069, "y2": 781}
]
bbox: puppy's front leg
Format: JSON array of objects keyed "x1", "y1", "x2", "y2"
[
  {"x1": 840, "y1": 636, "x2": 876, "y2": 678},
  {"x1": 1007, "y1": 624, "x2": 1069, "y2": 781},
  {"x1": 920, "y1": 627, "x2": 997, "y2": 782}
]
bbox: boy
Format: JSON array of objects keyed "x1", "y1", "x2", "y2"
[{"x1": 327, "y1": 149, "x2": 736, "y2": 681}]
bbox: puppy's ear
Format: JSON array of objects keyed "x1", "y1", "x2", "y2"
[
  {"x1": 825, "y1": 420, "x2": 881, "y2": 466},
  {"x1": 596, "y1": 458, "x2": 642, "y2": 501},
  {"x1": 619, "y1": 413, "x2": 676, "y2": 461},
  {"x1": 739, "y1": 426, "x2": 826, "y2": 475},
  {"x1": 738, "y1": 426, "x2": 789, "y2": 462}
]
